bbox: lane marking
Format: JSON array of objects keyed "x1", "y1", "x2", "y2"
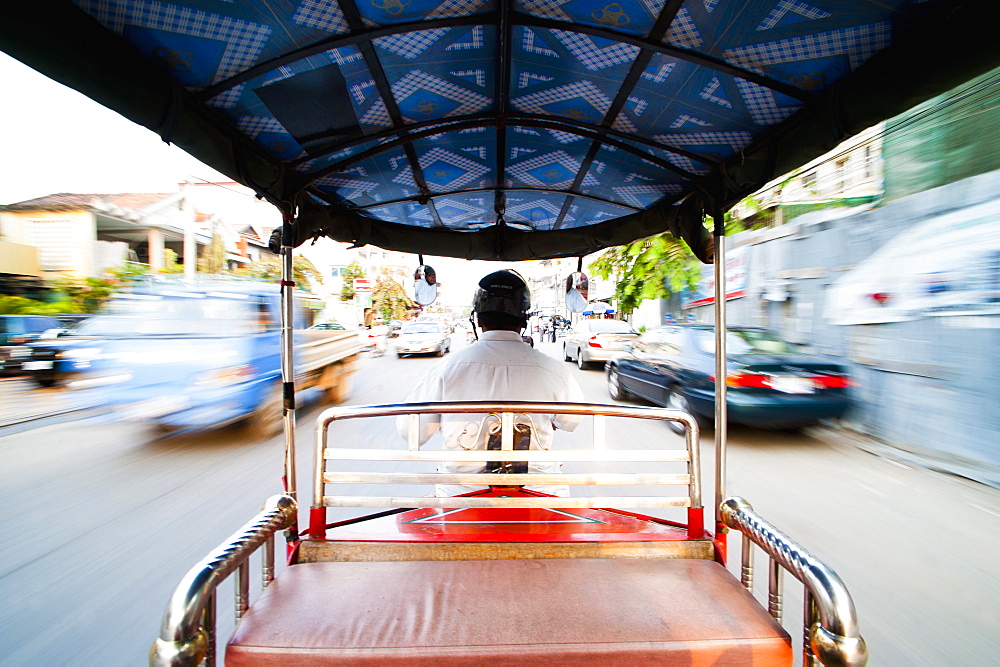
[
  {"x1": 851, "y1": 480, "x2": 888, "y2": 497},
  {"x1": 967, "y1": 502, "x2": 1000, "y2": 519}
]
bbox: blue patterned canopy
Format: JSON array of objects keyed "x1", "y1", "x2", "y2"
[{"x1": 2, "y1": 0, "x2": 995, "y2": 261}]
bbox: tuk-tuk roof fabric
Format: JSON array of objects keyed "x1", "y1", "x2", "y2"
[{"x1": 2, "y1": 0, "x2": 996, "y2": 261}]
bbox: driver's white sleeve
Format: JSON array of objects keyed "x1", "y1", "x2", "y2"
[{"x1": 552, "y1": 373, "x2": 585, "y2": 432}]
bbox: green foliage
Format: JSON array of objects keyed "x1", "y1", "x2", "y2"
[
  {"x1": 590, "y1": 233, "x2": 700, "y2": 315},
  {"x1": 107, "y1": 261, "x2": 151, "y2": 282},
  {"x1": 0, "y1": 295, "x2": 73, "y2": 315},
  {"x1": 48, "y1": 277, "x2": 115, "y2": 313},
  {"x1": 340, "y1": 260, "x2": 365, "y2": 301},
  {"x1": 162, "y1": 248, "x2": 185, "y2": 274},
  {"x1": 233, "y1": 255, "x2": 322, "y2": 292},
  {"x1": 202, "y1": 233, "x2": 227, "y2": 274},
  {"x1": 0, "y1": 278, "x2": 110, "y2": 315},
  {"x1": 371, "y1": 277, "x2": 414, "y2": 320}
]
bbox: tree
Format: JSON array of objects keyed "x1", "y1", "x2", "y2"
[
  {"x1": 340, "y1": 261, "x2": 365, "y2": 301},
  {"x1": 371, "y1": 277, "x2": 414, "y2": 320},
  {"x1": 202, "y1": 233, "x2": 227, "y2": 274},
  {"x1": 590, "y1": 213, "x2": 750, "y2": 314},
  {"x1": 590, "y1": 233, "x2": 701, "y2": 315},
  {"x1": 233, "y1": 255, "x2": 322, "y2": 292}
]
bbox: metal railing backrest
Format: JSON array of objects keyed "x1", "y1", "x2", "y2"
[{"x1": 311, "y1": 401, "x2": 701, "y2": 517}]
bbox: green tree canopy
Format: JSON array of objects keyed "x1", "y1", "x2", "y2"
[
  {"x1": 590, "y1": 214, "x2": 749, "y2": 314},
  {"x1": 590, "y1": 234, "x2": 700, "y2": 315},
  {"x1": 371, "y1": 277, "x2": 415, "y2": 320},
  {"x1": 340, "y1": 260, "x2": 365, "y2": 301}
]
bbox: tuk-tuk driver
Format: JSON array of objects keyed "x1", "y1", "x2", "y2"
[{"x1": 397, "y1": 269, "x2": 584, "y2": 497}]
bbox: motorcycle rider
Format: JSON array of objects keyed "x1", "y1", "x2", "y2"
[{"x1": 398, "y1": 269, "x2": 583, "y2": 496}]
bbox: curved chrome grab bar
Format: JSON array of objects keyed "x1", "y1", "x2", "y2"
[
  {"x1": 150, "y1": 495, "x2": 298, "y2": 666},
  {"x1": 721, "y1": 497, "x2": 867, "y2": 666}
]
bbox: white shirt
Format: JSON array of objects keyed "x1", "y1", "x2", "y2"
[{"x1": 397, "y1": 330, "x2": 584, "y2": 496}]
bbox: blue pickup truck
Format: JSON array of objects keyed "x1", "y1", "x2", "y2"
[{"x1": 24, "y1": 282, "x2": 361, "y2": 436}]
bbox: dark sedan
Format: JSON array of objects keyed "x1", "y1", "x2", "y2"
[
  {"x1": 606, "y1": 325, "x2": 850, "y2": 432},
  {"x1": 20, "y1": 315, "x2": 133, "y2": 387}
]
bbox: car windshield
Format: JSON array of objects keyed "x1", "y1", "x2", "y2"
[
  {"x1": 693, "y1": 329, "x2": 797, "y2": 355},
  {"x1": 588, "y1": 320, "x2": 636, "y2": 334},
  {"x1": 404, "y1": 324, "x2": 441, "y2": 334}
]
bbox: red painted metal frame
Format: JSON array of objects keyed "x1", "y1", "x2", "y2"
[{"x1": 307, "y1": 487, "x2": 708, "y2": 545}]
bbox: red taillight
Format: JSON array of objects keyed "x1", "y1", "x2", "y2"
[
  {"x1": 726, "y1": 372, "x2": 769, "y2": 388},
  {"x1": 587, "y1": 336, "x2": 602, "y2": 348},
  {"x1": 814, "y1": 375, "x2": 850, "y2": 389},
  {"x1": 717, "y1": 372, "x2": 850, "y2": 389}
]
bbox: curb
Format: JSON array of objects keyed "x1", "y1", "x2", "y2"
[{"x1": 0, "y1": 402, "x2": 104, "y2": 430}]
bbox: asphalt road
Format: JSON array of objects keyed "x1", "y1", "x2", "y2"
[{"x1": 1, "y1": 337, "x2": 998, "y2": 665}]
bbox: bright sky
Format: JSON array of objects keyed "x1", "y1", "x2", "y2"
[
  {"x1": 0, "y1": 52, "x2": 231, "y2": 203},
  {"x1": 0, "y1": 52, "x2": 523, "y2": 306}
]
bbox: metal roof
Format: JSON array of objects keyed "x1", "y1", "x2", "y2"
[{"x1": 2, "y1": 0, "x2": 996, "y2": 261}]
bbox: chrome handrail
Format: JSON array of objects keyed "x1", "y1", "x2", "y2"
[
  {"x1": 721, "y1": 497, "x2": 868, "y2": 666},
  {"x1": 150, "y1": 495, "x2": 298, "y2": 667}
]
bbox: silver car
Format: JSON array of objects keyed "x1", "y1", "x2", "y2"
[
  {"x1": 562, "y1": 319, "x2": 639, "y2": 369},
  {"x1": 395, "y1": 322, "x2": 451, "y2": 357}
]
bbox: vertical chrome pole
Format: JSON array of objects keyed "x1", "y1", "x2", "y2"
[
  {"x1": 235, "y1": 562, "x2": 250, "y2": 619},
  {"x1": 740, "y1": 535, "x2": 753, "y2": 593},
  {"x1": 768, "y1": 557, "x2": 783, "y2": 622},
  {"x1": 804, "y1": 589, "x2": 819, "y2": 665},
  {"x1": 262, "y1": 535, "x2": 275, "y2": 587},
  {"x1": 204, "y1": 590, "x2": 217, "y2": 666},
  {"x1": 280, "y1": 216, "x2": 297, "y2": 502},
  {"x1": 713, "y1": 211, "x2": 728, "y2": 534}
]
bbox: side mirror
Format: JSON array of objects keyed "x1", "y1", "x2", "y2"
[
  {"x1": 413, "y1": 265, "x2": 438, "y2": 306},
  {"x1": 565, "y1": 272, "x2": 589, "y2": 313}
]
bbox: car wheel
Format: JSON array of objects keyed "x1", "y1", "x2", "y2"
[
  {"x1": 607, "y1": 366, "x2": 629, "y2": 400},
  {"x1": 563, "y1": 344, "x2": 572, "y2": 362},
  {"x1": 666, "y1": 385, "x2": 705, "y2": 435},
  {"x1": 243, "y1": 381, "x2": 283, "y2": 440},
  {"x1": 577, "y1": 351, "x2": 588, "y2": 370},
  {"x1": 34, "y1": 375, "x2": 58, "y2": 388}
]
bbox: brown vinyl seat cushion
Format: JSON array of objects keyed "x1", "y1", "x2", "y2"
[{"x1": 227, "y1": 558, "x2": 791, "y2": 665}]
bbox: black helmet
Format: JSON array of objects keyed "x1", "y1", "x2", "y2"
[{"x1": 473, "y1": 269, "x2": 531, "y2": 321}]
